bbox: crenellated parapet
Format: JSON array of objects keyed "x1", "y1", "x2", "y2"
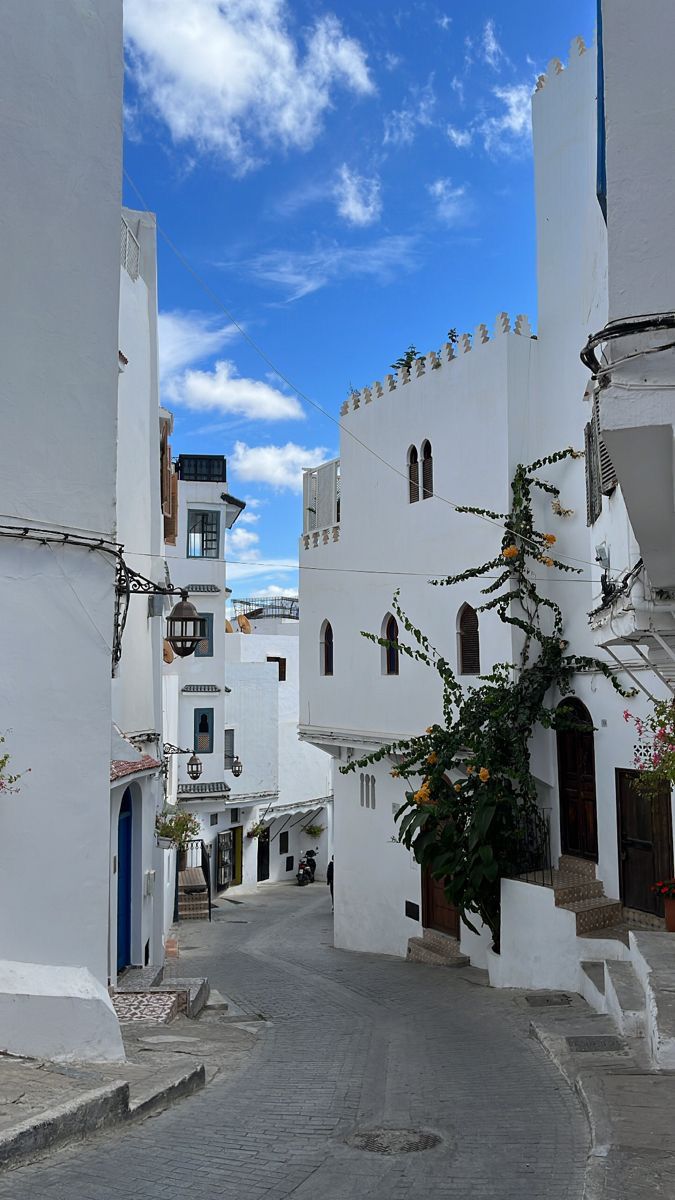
[
  {"x1": 534, "y1": 35, "x2": 588, "y2": 93},
  {"x1": 340, "y1": 311, "x2": 535, "y2": 416}
]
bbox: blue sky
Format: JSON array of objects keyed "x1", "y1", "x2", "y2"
[{"x1": 123, "y1": 0, "x2": 596, "y2": 598}]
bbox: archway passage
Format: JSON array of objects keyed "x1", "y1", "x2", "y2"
[
  {"x1": 117, "y1": 788, "x2": 133, "y2": 972},
  {"x1": 556, "y1": 699, "x2": 598, "y2": 861}
]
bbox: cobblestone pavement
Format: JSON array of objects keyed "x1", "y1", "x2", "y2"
[{"x1": 0, "y1": 885, "x2": 588, "y2": 1199}]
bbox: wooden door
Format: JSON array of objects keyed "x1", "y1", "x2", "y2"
[
  {"x1": 617, "y1": 769, "x2": 673, "y2": 915},
  {"x1": 422, "y1": 869, "x2": 460, "y2": 938},
  {"x1": 257, "y1": 830, "x2": 270, "y2": 882},
  {"x1": 557, "y1": 700, "x2": 598, "y2": 861},
  {"x1": 117, "y1": 789, "x2": 132, "y2": 972}
]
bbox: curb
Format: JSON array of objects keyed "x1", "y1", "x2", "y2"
[{"x1": 0, "y1": 1062, "x2": 206, "y2": 1171}]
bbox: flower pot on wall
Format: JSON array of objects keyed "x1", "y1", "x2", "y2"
[
  {"x1": 157, "y1": 836, "x2": 173, "y2": 850},
  {"x1": 665, "y1": 897, "x2": 675, "y2": 932}
]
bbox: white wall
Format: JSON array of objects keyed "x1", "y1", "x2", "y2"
[{"x1": 0, "y1": 2, "x2": 123, "y2": 1013}]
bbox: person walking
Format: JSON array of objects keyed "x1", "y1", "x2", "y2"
[{"x1": 327, "y1": 856, "x2": 334, "y2": 912}]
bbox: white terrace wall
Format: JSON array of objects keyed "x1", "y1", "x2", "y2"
[{"x1": 0, "y1": 0, "x2": 124, "y2": 1057}]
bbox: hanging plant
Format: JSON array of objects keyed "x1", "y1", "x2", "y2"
[
  {"x1": 341, "y1": 450, "x2": 633, "y2": 952},
  {"x1": 155, "y1": 809, "x2": 200, "y2": 850},
  {"x1": 246, "y1": 821, "x2": 267, "y2": 839},
  {"x1": 302, "y1": 823, "x2": 325, "y2": 838}
]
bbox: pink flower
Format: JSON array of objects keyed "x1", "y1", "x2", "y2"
[{"x1": 623, "y1": 710, "x2": 631, "y2": 722}]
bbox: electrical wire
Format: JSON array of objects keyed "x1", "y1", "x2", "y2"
[{"x1": 122, "y1": 168, "x2": 604, "y2": 573}]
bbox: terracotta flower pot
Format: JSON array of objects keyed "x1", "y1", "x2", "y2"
[{"x1": 665, "y1": 897, "x2": 675, "y2": 932}]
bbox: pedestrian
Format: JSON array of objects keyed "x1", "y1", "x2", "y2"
[{"x1": 327, "y1": 855, "x2": 334, "y2": 912}]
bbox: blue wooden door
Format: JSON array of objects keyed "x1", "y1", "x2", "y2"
[{"x1": 117, "y1": 790, "x2": 132, "y2": 972}]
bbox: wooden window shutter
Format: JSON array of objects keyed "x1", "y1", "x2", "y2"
[
  {"x1": 164, "y1": 471, "x2": 178, "y2": 544},
  {"x1": 408, "y1": 448, "x2": 419, "y2": 503},
  {"x1": 584, "y1": 420, "x2": 602, "y2": 526},
  {"x1": 593, "y1": 395, "x2": 617, "y2": 496},
  {"x1": 421, "y1": 441, "x2": 433, "y2": 499},
  {"x1": 160, "y1": 429, "x2": 172, "y2": 516},
  {"x1": 459, "y1": 605, "x2": 480, "y2": 675}
]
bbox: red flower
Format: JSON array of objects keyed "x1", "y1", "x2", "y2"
[{"x1": 662, "y1": 887, "x2": 669, "y2": 895}]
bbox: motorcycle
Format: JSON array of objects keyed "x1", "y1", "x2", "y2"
[{"x1": 296, "y1": 848, "x2": 318, "y2": 886}]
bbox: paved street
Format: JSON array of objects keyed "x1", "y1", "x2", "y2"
[{"x1": 0, "y1": 885, "x2": 588, "y2": 1199}]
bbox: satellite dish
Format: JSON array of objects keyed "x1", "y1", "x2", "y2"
[
  {"x1": 237, "y1": 614, "x2": 252, "y2": 634},
  {"x1": 225, "y1": 618, "x2": 234, "y2": 633}
]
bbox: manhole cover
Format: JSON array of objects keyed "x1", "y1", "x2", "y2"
[
  {"x1": 346, "y1": 1128, "x2": 441, "y2": 1155},
  {"x1": 566, "y1": 1035, "x2": 623, "y2": 1053},
  {"x1": 526, "y1": 993, "x2": 571, "y2": 1007}
]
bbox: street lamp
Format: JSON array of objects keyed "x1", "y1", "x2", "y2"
[
  {"x1": 163, "y1": 743, "x2": 203, "y2": 781},
  {"x1": 115, "y1": 565, "x2": 206, "y2": 667},
  {"x1": 165, "y1": 591, "x2": 205, "y2": 658},
  {"x1": 224, "y1": 753, "x2": 243, "y2": 778}
]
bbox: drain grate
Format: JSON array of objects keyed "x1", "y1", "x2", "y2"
[
  {"x1": 566, "y1": 1035, "x2": 623, "y2": 1053},
  {"x1": 525, "y1": 993, "x2": 571, "y2": 1007},
  {"x1": 346, "y1": 1128, "x2": 442, "y2": 1155}
]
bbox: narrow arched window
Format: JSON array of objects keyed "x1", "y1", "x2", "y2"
[
  {"x1": 421, "y1": 440, "x2": 433, "y2": 499},
  {"x1": 408, "y1": 446, "x2": 419, "y2": 503},
  {"x1": 382, "y1": 614, "x2": 399, "y2": 676},
  {"x1": 458, "y1": 604, "x2": 480, "y2": 675},
  {"x1": 320, "y1": 620, "x2": 333, "y2": 676}
]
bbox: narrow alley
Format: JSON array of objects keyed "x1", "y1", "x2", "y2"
[{"x1": 1, "y1": 886, "x2": 588, "y2": 1200}]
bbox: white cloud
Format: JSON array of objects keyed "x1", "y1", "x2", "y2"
[
  {"x1": 447, "y1": 125, "x2": 473, "y2": 149},
  {"x1": 226, "y1": 558, "x2": 298, "y2": 585},
  {"x1": 334, "y1": 165, "x2": 382, "y2": 226},
  {"x1": 436, "y1": 15, "x2": 452, "y2": 32},
  {"x1": 243, "y1": 234, "x2": 421, "y2": 301},
  {"x1": 383, "y1": 79, "x2": 436, "y2": 147},
  {"x1": 237, "y1": 510, "x2": 260, "y2": 525},
  {"x1": 165, "y1": 360, "x2": 304, "y2": 421},
  {"x1": 480, "y1": 83, "x2": 532, "y2": 153},
  {"x1": 124, "y1": 0, "x2": 374, "y2": 172},
  {"x1": 230, "y1": 441, "x2": 329, "y2": 491},
  {"x1": 384, "y1": 52, "x2": 401, "y2": 71},
  {"x1": 158, "y1": 310, "x2": 237, "y2": 382},
  {"x1": 481, "y1": 19, "x2": 505, "y2": 69},
  {"x1": 227, "y1": 526, "x2": 260, "y2": 553},
  {"x1": 450, "y1": 76, "x2": 465, "y2": 105},
  {"x1": 427, "y1": 179, "x2": 469, "y2": 224}
]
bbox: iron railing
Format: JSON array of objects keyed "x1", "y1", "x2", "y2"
[
  {"x1": 503, "y1": 807, "x2": 553, "y2": 887},
  {"x1": 120, "y1": 216, "x2": 140, "y2": 281},
  {"x1": 174, "y1": 838, "x2": 213, "y2": 922}
]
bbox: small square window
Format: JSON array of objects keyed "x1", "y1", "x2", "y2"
[
  {"x1": 267, "y1": 656, "x2": 287, "y2": 682},
  {"x1": 279, "y1": 831, "x2": 289, "y2": 854},
  {"x1": 210, "y1": 812, "x2": 219, "y2": 827},
  {"x1": 286, "y1": 856, "x2": 294, "y2": 872},
  {"x1": 230, "y1": 808, "x2": 240, "y2": 824}
]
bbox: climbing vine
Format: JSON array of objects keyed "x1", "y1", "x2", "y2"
[
  {"x1": 0, "y1": 735, "x2": 28, "y2": 796},
  {"x1": 341, "y1": 450, "x2": 633, "y2": 951}
]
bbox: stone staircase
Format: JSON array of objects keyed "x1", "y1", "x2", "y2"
[
  {"x1": 178, "y1": 866, "x2": 210, "y2": 921},
  {"x1": 551, "y1": 854, "x2": 623, "y2": 935},
  {"x1": 580, "y1": 931, "x2": 675, "y2": 1069},
  {"x1": 407, "y1": 927, "x2": 469, "y2": 968}
]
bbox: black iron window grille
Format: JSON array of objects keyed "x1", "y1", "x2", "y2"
[{"x1": 187, "y1": 510, "x2": 220, "y2": 558}]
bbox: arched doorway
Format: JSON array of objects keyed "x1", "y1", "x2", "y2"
[
  {"x1": 556, "y1": 699, "x2": 598, "y2": 861},
  {"x1": 117, "y1": 789, "x2": 133, "y2": 972}
]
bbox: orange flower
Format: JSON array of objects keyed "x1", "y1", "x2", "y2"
[
  {"x1": 426, "y1": 751, "x2": 438, "y2": 766},
  {"x1": 413, "y1": 779, "x2": 431, "y2": 805},
  {"x1": 543, "y1": 533, "x2": 557, "y2": 545},
  {"x1": 454, "y1": 782, "x2": 462, "y2": 793},
  {"x1": 426, "y1": 726, "x2": 435, "y2": 734},
  {"x1": 466, "y1": 765, "x2": 475, "y2": 775},
  {"x1": 479, "y1": 767, "x2": 490, "y2": 783},
  {"x1": 502, "y1": 544, "x2": 519, "y2": 560},
  {"x1": 390, "y1": 768, "x2": 400, "y2": 778},
  {"x1": 541, "y1": 556, "x2": 555, "y2": 567}
]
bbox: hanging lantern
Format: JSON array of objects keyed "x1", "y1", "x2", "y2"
[
  {"x1": 166, "y1": 590, "x2": 206, "y2": 657},
  {"x1": 231, "y1": 756, "x2": 243, "y2": 778},
  {"x1": 187, "y1": 753, "x2": 203, "y2": 781}
]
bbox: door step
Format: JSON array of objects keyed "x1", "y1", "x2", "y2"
[
  {"x1": 407, "y1": 927, "x2": 469, "y2": 968},
  {"x1": 560, "y1": 896, "x2": 624, "y2": 935},
  {"x1": 558, "y1": 855, "x2": 597, "y2": 880}
]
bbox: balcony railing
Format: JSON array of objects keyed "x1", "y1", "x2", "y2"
[{"x1": 120, "y1": 216, "x2": 140, "y2": 281}]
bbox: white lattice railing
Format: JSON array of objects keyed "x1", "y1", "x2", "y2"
[{"x1": 120, "y1": 216, "x2": 140, "y2": 281}]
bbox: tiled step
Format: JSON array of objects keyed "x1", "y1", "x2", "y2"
[
  {"x1": 407, "y1": 937, "x2": 469, "y2": 968},
  {"x1": 558, "y1": 855, "x2": 597, "y2": 880},
  {"x1": 560, "y1": 896, "x2": 623, "y2": 935},
  {"x1": 605, "y1": 961, "x2": 646, "y2": 1038},
  {"x1": 178, "y1": 894, "x2": 210, "y2": 920},
  {"x1": 422, "y1": 928, "x2": 465, "y2": 956},
  {"x1": 552, "y1": 872, "x2": 605, "y2": 906}
]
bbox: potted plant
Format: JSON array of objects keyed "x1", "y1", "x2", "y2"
[
  {"x1": 246, "y1": 821, "x2": 267, "y2": 840},
  {"x1": 301, "y1": 823, "x2": 325, "y2": 838},
  {"x1": 652, "y1": 880, "x2": 675, "y2": 931},
  {"x1": 156, "y1": 810, "x2": 200, "y2": 871}
]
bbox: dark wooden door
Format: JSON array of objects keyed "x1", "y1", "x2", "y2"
[
  {"x1": 257, "y1": 830, "x2": 270, "y2": 882},
  {"x1": 557, "y1": 700, "x2": 598, "y2": 861},
  {"x1": 422, "y1": 869, "x2": 460, "y2": 938},
  {"x1": 117, "y1": 789, "x2": 132, "y2": 972},
  {"x1": 617, "y1": 769, "x2": 673, "y2": 915}
]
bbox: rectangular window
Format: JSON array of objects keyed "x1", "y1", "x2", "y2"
[
  {"x1": 187, "y1": 509, "x2": 220, "y2": 558},
  {"x1": 194, "y1": 707, "x2": 214, "y2": 754},
  {"x1": 267, "y1": 656, "x2": 287, "y2": 682},
  {"x1": 279, "y1": 831, "x2": 289, "y2": 854},
  {"x1": 178, "y1": 455, "x2": 227, "y2": 483},
  {"x1": 286, "y1": 856, "x2": 294, "y2": 873},
  {"x1": 224, "y1": 728, "x2": 235, "y2": 769},
  {"x1": 210, "y1": 812, "x2": 219, "y2": 827},
  {"x1": 230, "y1": 808, "x2": 240, "y2": 824},
  {"x1": 195, "y1": 612, "x2": 214, "y2": 657}
]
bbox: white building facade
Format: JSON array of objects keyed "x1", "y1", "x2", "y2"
[{"x1": 299, "y1": 20, "x2": 675, "y2": 991}]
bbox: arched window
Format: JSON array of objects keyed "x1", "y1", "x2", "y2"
[
  {"x1": 421, "y1": 440, "x2": 433, "y2": 499},
  {"x1": 408, "y1": 446, "x2": 419, "y2": 503},
  {"x1": 458, "y1": 604, "x2": 480, "y2": 675},
  {"x1": 320, "y1": 620, "x2": 333, "y2": 676},
  {"x1": 382, "y1": 614, "x2": 399, "y2": 676}
]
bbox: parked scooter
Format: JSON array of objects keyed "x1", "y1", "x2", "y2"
[{"x1": 296, "y1": 848, "x2": 318, "y2": 886}]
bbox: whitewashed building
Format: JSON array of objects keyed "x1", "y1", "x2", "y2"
[
  {"x1": 299, "y1": 16, "x2": 675, "y2": 992},
  {"x1": 225, "y1": 598, "x2": 333, "y2": 888},
  {"x1": 0, "y1": 2, "x2": 126, "y2": 1060}
]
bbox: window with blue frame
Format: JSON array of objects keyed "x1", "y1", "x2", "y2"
[
  {"x1": 195, "y1": 612, "x2": 214, "y2": 657},
  {"x1": 187, "y1": 509, "x2": 220, "y2": 558},
  {"x1": 194, "y1": 708, "x2": 214, "y2": 754}
]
